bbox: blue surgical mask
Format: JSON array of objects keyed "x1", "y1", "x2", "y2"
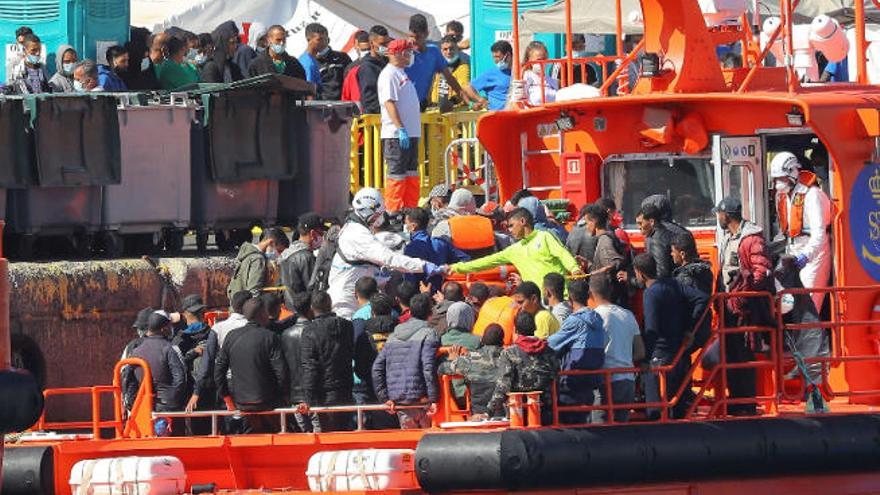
[
  {"x1": 26, "y1": 54, "x2": 40, "y2": 65},
  {"x1": 62, "y1": 62, "x2": 75, "y2": 74},
  {"x1": 271, "y1": 43, "x2": 285, "y2": 55},
  {"x1": 444, "y1": 54, "x2": 459, "y2": 64},
  {"x1": 194, "y1": 53, "x2": 207, "y2": 65},
  {"x1": 377, "y1": 46, "x2": 388, "y2": 57},
  {"x1": 573, "y1": 50, "x2": 589, "y2": 58},
  {"x1": 141, "y1": 57, "x2": 151, "y2": 72},
  {"x1": 186, "y1": 48, "x2": 198, "y2": 61},
  {"x1": 496, "y1": 60, "x2": 510, "y2": 71}
]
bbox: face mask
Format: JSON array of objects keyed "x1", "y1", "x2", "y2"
[
  {"x1": 444, "y1": 54, "x2": 459, "y2": 64},
  {"x1": 141, "y1": 57, "x2": 151, "y2": 71},
  {"x1": 271, "y1": 43, "x2": 285, "y2": 55},
  {"x1": 62, "y1": 62, "x2": 75, "y2": 74},
  {"x1": 309, "y1": 233, "x2": 324, "y2": 251},
  {"x1": 406, "y1": 55, "x2": 415, "y2": 68},
  {"x1": 194, "y1": 54, "x2": 207, "y2": 65},
  {"x1": 377, "y1": 46, "x2": 389, "y2": 57},
  {"x1": 26, "y1": 54, "x2": 40, "y2": 65},
  {"x1": 187, "y1": 48, "x2": 198, "y2": 61},
  {"x1": 573, "y1": 50, "x2": 589, "y2": 58},
  {"x1": 775, "y1": 181, "x2": 791, "y2": 193},
  {"x1": 496, "y1": 60, "x2": 509, "y2": 71},
  {"x1": 265, "y1": 249, "x2": 278, "y2": 262},
  {"x1": 73, "y1": 80, "x2": 85, "y2": 92},
  {"x1": 318, "y1": 46, "x2": 331, "y2": 57}
]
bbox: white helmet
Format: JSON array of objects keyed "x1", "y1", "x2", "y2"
[
  {"x1": 770, "y1": 152, "x2": 801, "y2": 180},
  {"x1": 352, "y1": 187, "x2": 385, "y2": 221}
]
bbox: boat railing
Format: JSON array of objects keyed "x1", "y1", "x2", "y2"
[{"x1": 152, "y1": 404, "x2": 430, "y2": 436}]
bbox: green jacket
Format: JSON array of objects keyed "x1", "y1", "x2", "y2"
[
  {"x1": 451, "y1": 230, "x2": 579, "y2": 293},
  {"x1": 440, "y1": 329, "x2": 481, "y2": 400},
  {"x1": 227, "y1": 243, "x2": 268, "y2": 303},
  {"x1": 157, "y1": 60, "x2": 200, "y2": 91}
]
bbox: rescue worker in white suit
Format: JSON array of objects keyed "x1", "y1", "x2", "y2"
[
  {"x1": 328, "y1": 188, "x2": 446, "y2": 318},
  {"x1": 770, "y1": 152, "x2": 833, "y2": 313}
]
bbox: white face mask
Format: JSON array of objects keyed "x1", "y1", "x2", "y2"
[
  {"x1": 265, "y1": 249, "x2": 278, "y2": 262},
  {"x1": 141, "y1": 57, "x2": 151, "y2": 72},
  {"x1": 73, "y1": 80, "x2": 85, "y2": 92},
  {"x1": 62, "y1": 62, "x2": 75, "y2": 74},
  {"x1": 775, "y1": 180, "x2": 791, "y2": 193},
  {"x1": 406, "y1": 55, "x2": 415, "y2": 68}
]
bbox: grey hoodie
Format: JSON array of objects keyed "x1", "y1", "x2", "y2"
[{"x1": 49, "y1": 44, "x2": 76, "y2": 93}]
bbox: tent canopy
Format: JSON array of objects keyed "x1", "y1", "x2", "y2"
[{"x1": 520, "y1": 0, "x2": 880, "y2": 38}]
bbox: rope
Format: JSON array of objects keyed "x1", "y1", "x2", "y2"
[{"x1": 784, "y1": 331, "x2": 828, "y2": 413}]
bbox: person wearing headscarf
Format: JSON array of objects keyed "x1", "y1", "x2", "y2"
[
  {"x1": 431, "y1": 188, "x2": 477, "y2": 238},
  {"x1": 441, "y1": 301, "x2": 480, "y2": 350},
  {"x1": 201, "y1": 21, "x2": 245, "y2": 83}
]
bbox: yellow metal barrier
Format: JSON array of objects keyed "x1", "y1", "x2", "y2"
[{"x1": 350, "y1": 110, "x2": 486, "y2": 198}]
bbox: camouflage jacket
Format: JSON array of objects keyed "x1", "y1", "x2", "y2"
[
  {"x1": 486, "y1": 344, "x2": 559, "y2": 415},
  {"x1": 439, "y1": 345, "x2": 504, "y2": 415}
]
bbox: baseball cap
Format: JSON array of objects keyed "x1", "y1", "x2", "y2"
[
  {"x1": 712, "y1": 196, "x2": 742, "y2": 215},
  {"x1": 181, "y1": 294, "x2": 206, "y2": 314},
  {"x1": 297, "y1": 212, "x2": 324, "y2": 232},
  {"x1": 148, "y1": 310, "x2": 172, "y2": 331},
  {"x1": 387, "y1": 39, "x2": 414, "y2": 55}
]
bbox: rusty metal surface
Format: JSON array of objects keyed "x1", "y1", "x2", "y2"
[{"x1": 8, "y1": 257, "x2": 235, "y2": 422}]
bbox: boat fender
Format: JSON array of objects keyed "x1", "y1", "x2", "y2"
[{"x1": 0, "y1": 446, "x2": 54, "y2": 495}]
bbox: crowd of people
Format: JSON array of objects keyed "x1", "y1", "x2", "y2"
[
  {"x1": 2, "y1": 14, "x2": 568, "y2": 111},
  {"x1": 120, "y1": 143, "x2": 833, "y2": 435}
]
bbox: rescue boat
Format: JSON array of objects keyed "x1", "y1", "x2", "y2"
[{"x1": 7, "y1": 0, "x2": 880, "y2": 494}]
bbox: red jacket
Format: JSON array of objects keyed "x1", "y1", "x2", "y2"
[
  {"x1": 727, "y1": 221, "x2": 773, "y2": 315},
  {"x1": 341, "y1": 64, "x2": 361, "y2": 107}
]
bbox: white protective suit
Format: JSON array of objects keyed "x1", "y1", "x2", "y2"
[
  {"x1": 328, "y1": 220, "x2": 425, "y2": 318},
  {"x1": 780, "y1": 182, "x2": 833, "y2": 312}
]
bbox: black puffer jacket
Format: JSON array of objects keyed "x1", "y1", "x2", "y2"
[
  {"x1": 301, "y1": 313, "x2": 355, "y2": 405},
  {"x1": 674, "y1": 260, "x2": 714, "y2": 296},
  {"x1": 317, "y1": 49, "x2": 352, "y2": 100},
  {"x1": 214, "y1": 324, "x2": 287, "y2": 410},
  {"x1": 280, "y1": 241, "x2": 316, "y2": 309}
]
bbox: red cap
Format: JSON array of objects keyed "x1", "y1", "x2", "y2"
[{"x1": 387, "y1": 39, "x2": 414, "y2": 55}]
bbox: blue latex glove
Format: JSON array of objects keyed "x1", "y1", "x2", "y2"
[
  {"x1": 423, "y1": 261, "x2": 445, "y2": 279},
  {"x1": 795, "y1": 254, "x2": 808, "y2": 269},
  {"x1": 398, "y1": 127, "x2": 410, "y2": 149}
]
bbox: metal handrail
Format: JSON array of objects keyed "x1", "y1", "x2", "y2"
[{"x1": 153, "y1": 404, "x2": 430, "y2": 436}]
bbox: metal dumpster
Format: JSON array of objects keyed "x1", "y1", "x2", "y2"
[
  {"x1": 101, "y1": 94, "x2": 195, "y2": 256},
  {"x1": 278, "y1": 101, "x2": 358, "y2": 224},
  {"x1": 0, "y1": 96, "x2": 35, "y2": 228},
  {"x1": 188, "y1": 76, "x2": 307, "y2": 252},
  {"x1": 6, "y1": 94, "x2": 121, "y2": 258}
]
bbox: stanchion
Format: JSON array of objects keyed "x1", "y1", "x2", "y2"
[
  {"x1": 525, "y1": 392, "x2": 542, "y2": 427},
  {"x1": 508, "y1": 393, "x2": 525, "y2": 427}
]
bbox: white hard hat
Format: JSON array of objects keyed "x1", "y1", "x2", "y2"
[
  {"x1": 770, "y1": 151, "x2": 801, "y2": 180},
  {"x1": 352, "y1": 187, "x2": 385, "y2": 220}
]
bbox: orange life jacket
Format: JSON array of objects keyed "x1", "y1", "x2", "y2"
[
  {"x1": 448, "y1": 215, "x2": 495, "y2": 253},
  {"x1": 776, "y1": 170, "x2": 818, "y2": 238}
]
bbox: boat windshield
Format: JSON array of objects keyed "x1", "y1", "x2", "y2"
[{"x1": 604, "y1": 156, "x2": 716, "y2": 229}]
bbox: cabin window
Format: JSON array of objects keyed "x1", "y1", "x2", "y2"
[{"x1": 604, "y1": 156, "x2": 716, "y2": 229}]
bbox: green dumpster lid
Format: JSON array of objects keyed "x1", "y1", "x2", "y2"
[{"x1": 183, "y1": 74, "x2": 315, "y2": 96}]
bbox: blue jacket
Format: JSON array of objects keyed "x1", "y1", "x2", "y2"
[
  {"x1": 404, "y1": 230, "x2": 469, "y2": 292},
  {"x1": 97, "y1": 64, "x2": 127, "y2": 91},
  {"x1": 548, "y1": 307, "x2": 605, "y2": 392},
  {"x1": 371, "y1": 318, "x2": 439, "y2": 404},
  {"x1": 643, "y1": 278, "x2": 708, "y2": 360}
]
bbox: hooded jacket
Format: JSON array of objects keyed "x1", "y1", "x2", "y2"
[
  {"x1": 431, "y1": 190, "x2": 479, "y2": 239},
  {"x1": 723, "y1": 221, "x2": 774, "y2": 316},
  {"x1": 548, "y1": 307, "x2": 606, "y2": 393},
  {"x1": 279, "y1": 240, "x2": 316, "y2": 309},
  {"x1": 227, "y1": 243, "x2": 268, "y2": 301},
  {"x1": 358, "y1": 53, "x2": 387, "y2": 114},
  {"x1": 201, "y1": 22, "x2": 245, "y2": 84},
  {"x1": 301, "y1": 313, "x2": 355, "y2": 405},
  {"x1": 130, "y1": 335, "x2": 187, "y2": 411},
  {"x1": 48, "y1": 44, "x2": 76, "y2": 93},
  {"x1": 371, "y1": 317, "x2": 440, "y2": 404}
]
